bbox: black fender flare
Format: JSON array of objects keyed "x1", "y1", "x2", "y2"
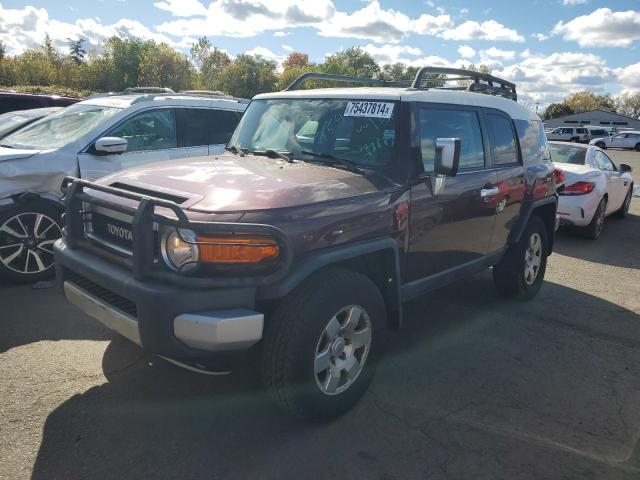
[
  {"x1": 257, "y1": 237, "x2": 404, "y2": 327},
  {"x1": 508, "y1": 195, "x2": 558, "y2": 253},
  {"x1": 1, "y1": 193, "x2": 64, "y2": 215}
]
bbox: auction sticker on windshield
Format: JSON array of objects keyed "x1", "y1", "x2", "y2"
[{"x1": 344, "y1": 101, "x2": 395, "y2": 119}]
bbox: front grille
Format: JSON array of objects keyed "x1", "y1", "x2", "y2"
[
  {"x1": 84, "y1": 210, "x2": 160, "y2": 259},
  {"x1": 65, "y1": 269, "x2": 138, "y2": 318}
]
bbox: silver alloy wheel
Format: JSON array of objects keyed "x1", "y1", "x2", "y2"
[
  {"x1": 314, "y1": 305, "x2": 372, "y2": 396},
  {"x1": 623, "y1": 189, "x2": 632, "y2": 214},
  {"x1": 0, "y1": 212, "x2": 61, "y2": 274},
  {"x1": 524, "y1": 232, "x2": 542, "y2": 286}
]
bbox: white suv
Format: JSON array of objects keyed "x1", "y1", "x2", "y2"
[
  {"x1": 0, "y1": 93, "x2": 247, "y2": 282},
  {"x1": 546, "y1": 127, "x2": 588, "y2": 143},
  {"x1": 590, "y1": 131, "x2": 640, "y2": 151}
]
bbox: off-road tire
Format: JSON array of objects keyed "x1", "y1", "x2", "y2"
[
  {"x1": 583, "y1": 197, "x2": 607, "y2": 240},
  {"x1": 261, "y1": 268, "x2": 386, "y2": 421},
  {"x1": 493, "y1": 216, "x2": 548, "y2": 301},
  {"x1": 615, "y1": 186, "x2": 633, "y2": 219},
  {"x1": 0, "y1": 201, "x2": 62, "y2": 283}
]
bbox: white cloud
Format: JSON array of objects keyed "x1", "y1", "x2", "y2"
[
  {"x1": 496, "y1": 51, "x2": 617, "y2": 103},
  {"x1": 440, "y1": 20, "x2": 524, "y2": 42},
  {"x1": 274, "y1": 31, "x2": 289, "y2": 37},
  {"x1": 457, "y1": 45, "x2": 476, "y2": 58},
  {"x1": 153, "y1": 0, "x2": 207, "y2": 17},
  {"x1": 360, "y1": 43, "x2": 422, "y2": 64},
  {"x1": 0, "y1": 4, "x2": 176, "y2": 55},
  {"x1": 552, "y1": 8, "x2": 640, "y2": 47},
  {"x1": 533, "y1": 33, "x2": 548, "y2": 41},
  {"x1": 281, "y1": 44, "x2": 293, "y2": 52},
  {"x1": 481, "y1": 47, "x2": 515, "y2": 59},
  {"x1": 563, "y1": 0, "x2": 588, "y2": 5},
  {"x1": 618, "y1": 62, "x2": 640, "y2": 93}
]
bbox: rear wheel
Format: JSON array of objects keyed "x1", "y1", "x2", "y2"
[
  {"x1": 596, "y1": 141, "x2": 606, "y2": 149},
  {"x1": 615, "y1": 186, "x2": 633, "y2": 219},
  {"x1": 0, "y1": 202, "x2": 62, "y2": 283},
  {"x1": 570, "y1": 137, "x2": 579, "y2": 143},
  {"x1": 635, "y1": 143, "x2": 640, "y2": 152},
  {"x1": 583, "y1": 197, "x2": 607, "y2": 240},
  {"x1": 262, "y1": 268, "x2": 386, "y2": 421},
  {"x1": 493, "y1": 216, "x2": 548, "y2": 301}
]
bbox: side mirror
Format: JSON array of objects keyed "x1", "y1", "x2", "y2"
[
  {"x1": 95, "y1": 137, "x2": 127, "y2": 155},
  {"x1": 619, "y1": 163, "x2": 632, "y2": 173},
  {"x1": 434, "y1": 138, "x2": 461, "y2": 177}
]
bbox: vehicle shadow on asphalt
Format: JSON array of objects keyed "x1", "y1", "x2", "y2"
[
  {"x1": 30, "y1": 276, "x2": 640, "y2": 480},
  {"x1": 554, "y1": 213, "x2": 640, "y2": 269},
  {"x1": 0, "y1": 281, "x2": 112, "y2": 354}
]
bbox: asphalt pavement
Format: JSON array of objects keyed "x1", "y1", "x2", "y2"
[{"x1": 1, "y1": 149, "x2": 639, "y2": 480}]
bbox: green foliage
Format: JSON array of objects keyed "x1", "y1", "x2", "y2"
[
  {"x1": 1, "y1": 84, "x2": 90, "y2": 98},
  {"x1": 322, "y1": 47, "x2": 380, "y2": 78},
  {"x1": 541, "y1": 103, "x2": 575, "y2": 120},
  {"x1": 67, "y1": 38, "x2": 86, "y2": 64},
  {"x1": 616, "y1": 92, "x2": 640, "y2": 119},
  {"x1": 564, "y1": 91, "x2": 615, "y2": 114},
  {"x1": 216, "y1": 54, "x2": 277, "y2": 98}
]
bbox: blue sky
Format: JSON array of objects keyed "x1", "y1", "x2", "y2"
[{"x1": 1, "y1": 1, "x2": 639, "y2": 105}]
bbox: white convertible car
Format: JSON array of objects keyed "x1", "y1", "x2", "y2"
[{"x1": 549, "y1": 141, "x2": 634, "y2": 239}]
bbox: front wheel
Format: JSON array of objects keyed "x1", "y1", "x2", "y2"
[
  {"x1": 596, "y1": 141, "x2": 606, "y2": 149},
  {"x1": 615, "y1": 186, "x2": 633, "y2": 219},
  {"x1": 261, "y1": 268, "x2": 386, "y2": 421},
  {"x1": 493, "y1": 216, "x2": 548, "y2": 301},
  {"x1": 635, "y1": 143, "x2": 640, "y2": 152},
  {"x1": 0, "y1": 201, "x2": 62, "y2": 283}
]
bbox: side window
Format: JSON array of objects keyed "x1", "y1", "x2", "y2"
[
  {"x1": 209, "y1": 109, "x2": 243, "y2": 144},
  {"x1": 486, "y1": 113, "x2": 519, "y2": 165},
  {"x1": 515, "y1": 120, "x2": 549, "y2": 163},
  {"x1": 418, "y1": 108, "x2": 484, "y2": 173},
  {"x1": 109, "y1": 109, "x2": 176, "y2": 152},
  {"x1": 595, "y1": 151, "x2": 615, "y2": 171}
]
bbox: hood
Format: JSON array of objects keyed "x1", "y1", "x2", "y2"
[
  {"x1": 97, "y1": 153, "x2": 392, "y2": 213},
  {"x1": 0, "y1": 146, "x2": 40, "y2": 162}
]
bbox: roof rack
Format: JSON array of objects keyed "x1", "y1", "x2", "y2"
[
  {"x1": 122, "y1": 87, "x2": 175, "y2": 95},
  {"x1": 178, "y1": 90, "x2": 229, "y2": 97},
  {"x1": 130, "y1": 92, "x2": 250, "y2": 105},
  {"x1": 285, "y1": 67, "x2": 517, "y2": 101}
]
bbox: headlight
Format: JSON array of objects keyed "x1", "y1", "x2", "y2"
[{"x1": 161, "y1": 229, "x2": 199, "y2": 271}]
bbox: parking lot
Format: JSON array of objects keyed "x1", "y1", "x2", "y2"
[{"x1": 1, "y1": 149, "x2": 639, "y2": 480}]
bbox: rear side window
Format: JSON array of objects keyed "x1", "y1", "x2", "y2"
[
  {"x1": 515, "y1": 120, "x2": 549, "y2": 164},
  {"x1": 418, "y1": 108, "x2": 484, "y2": 172},
  {"x1": 176, "y1": 108, "x2": 242, "y2": 147},
  {"x1": 485, "y1": 113, "x2": 518, "y2": 165}
]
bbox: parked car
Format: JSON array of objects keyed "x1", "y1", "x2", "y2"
[
  {"x1": 0, "y1": 107, "x2": 61, "y2": 139},
  {"x1": 550, "y1": 141, "x2": 633, "y2": 239},
  {"x1": 589, "y1": 131, "x2": 640, "y2": 151},
  {"x1": 584, "y1": 127, "x2": 613, "y2": 143},
  {"x1": 0, "y1": 93, "x2": 247, "y2": 282},
  {"x1": 55, "y1": 68, "x2": 557, "y2": 420},
  {"x1": 0, "y1": 91, "x2": 80, "y2": 114},
  {"x1": 546, "y1": 127, "x2": 588, "y2": 143}
]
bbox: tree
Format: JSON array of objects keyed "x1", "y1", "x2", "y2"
[
  {"x1": 217, "y1": 54, "x2": 277, "y2": 98},
  {"x1": 615, "y1": 92, "x2": 640, "y2": 119},
  {"x1": 282, "y1": 52, "x2": 309, "y2": 71},
  {"x1": 322, "y1": 47, "x2": 380, "y2": 78},
  {"x1": 0, "y1": 40, "x2": 6, "y2": 62},
  {"x1": 139, "y1": 43, "x2": 195, "y2": 91},
  {"x1": 67, "y1": 38, "x2": 86, "y2": 64},
  {"x1": 190, "y1": 37, "x2": 212, "y2": 70},
  {"x1": 541, "y1": 103, "x2": 575, "y2": 120},
  {"x1": 564, "y1": 91, "x2": 615, "y2": 114}
]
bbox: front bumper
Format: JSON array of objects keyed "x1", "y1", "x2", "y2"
[{"x1": 55, "y1": 239, "x2": 264, "y2": 364}]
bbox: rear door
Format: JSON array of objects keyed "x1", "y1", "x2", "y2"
[
  {"x1": 407, "y1": 104, "x2": 497, "y2": 281},
  {"x1": 484, "y1": 111, "x2": 526, "y2": 253},
  {"x1": 78, "y1": 108, "x2": 188, "y2": 180}
]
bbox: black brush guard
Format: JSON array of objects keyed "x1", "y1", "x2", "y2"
[{"x1": 62, "y1": 177, "x2": 293, "y2": 288}]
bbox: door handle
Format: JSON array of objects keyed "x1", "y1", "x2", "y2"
[{"x1": 480, "y1": 187, "x2": 500, "y2": 198}]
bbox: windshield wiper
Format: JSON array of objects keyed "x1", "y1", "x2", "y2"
[
  {"x1": 225, "y1": 145, "x2": 247, "y2": 156},
  {"x1": 251, "y1": 149, "x2": 294, "y2": 163},
  {"x1": 299, "y1": 150, "x2": 365, "y2": 174}
]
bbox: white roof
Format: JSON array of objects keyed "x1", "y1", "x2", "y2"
[
  {"x1": 81, "y1": 94, "x2": 246, "y2": 110},
  {"x1": 255, "y1": 87, "x2": 538, "y2": 121}
]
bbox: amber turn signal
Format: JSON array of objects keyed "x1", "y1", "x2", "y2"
[{"x1": 196, "y1": 236, "x2": 279, "y2": 264}]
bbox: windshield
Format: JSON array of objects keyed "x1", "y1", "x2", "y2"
[
  {"x1": 0, "y1": 113, "x2": 30, "y2": 138},
  {"x1": 228, "y1": 98, "x2": 398, "y2": 167},
  {"x1": 549, "y1": 144, "x2": 587, "y2": 165},
  {"x1": 1, "y1": 104, "x2": 120, "y2": 150}
]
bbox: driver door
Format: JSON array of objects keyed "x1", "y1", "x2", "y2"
[{"x1": 78, "y1": 108, "x2": 188, "y2": 180}]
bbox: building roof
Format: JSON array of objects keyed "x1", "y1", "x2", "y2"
[{"x1": 547, "y1": 109, "x2": 640, "y2": 122}]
